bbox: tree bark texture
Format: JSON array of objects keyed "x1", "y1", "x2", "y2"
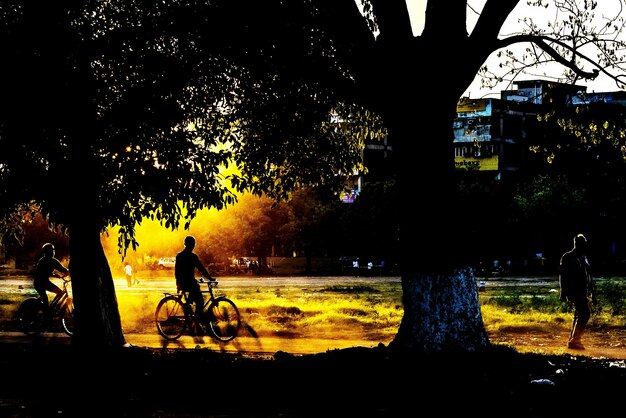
[{"x1": 391, "y1": 268, "x2": 489, "y2": 352}]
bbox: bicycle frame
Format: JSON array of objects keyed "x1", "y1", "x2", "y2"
[
  {"x1": 166, "y1": 278, "x2": 217, "y2": 313},
  {"x1": 50, "y1": 279, "x2": 70, "y2": 312}
]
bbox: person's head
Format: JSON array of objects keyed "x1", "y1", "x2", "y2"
[
  {"x1": 184, "y1": 235, "x2": 196, "y2": 250},
  {"x1": 574, "y1": 234, "x2": 587, "y2": 252},
  {"x1": 42, "y1": 243, "x2": 55, "y2": 257}
]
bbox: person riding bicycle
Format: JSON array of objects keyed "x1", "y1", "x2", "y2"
[
  {"x1": 175, "y1": 235, "x2": 215, "y2": 332},
  {"x1": 33, "y1": 243, "x2": 69, "y2": 315}
]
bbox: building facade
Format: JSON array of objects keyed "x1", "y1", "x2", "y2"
[{"x1": 454, "y1": 80, "x2": 588, "y2": 180}]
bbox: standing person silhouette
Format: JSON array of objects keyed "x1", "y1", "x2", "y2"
[
  {"x1": 33, "y1": 243, "x2": 69, "y2": 314},
  {"x1": 559, "y1": 233, "x2": 596, "y2": 350},
  {"x1": 175, "y1": 236, "x2": 215, "y2": 332},
  {"x1": 124, "y1": 262, "x2": 133, "y2": 288}
]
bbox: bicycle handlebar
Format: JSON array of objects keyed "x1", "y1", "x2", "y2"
[{"x1": 198, "y1": 277, "x2": 218, "y2": 287}]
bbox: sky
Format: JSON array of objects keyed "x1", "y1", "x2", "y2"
[{"x1": 405, "y1": 0, "x2": 626, "y2": 98}]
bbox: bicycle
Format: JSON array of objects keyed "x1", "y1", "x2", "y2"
[
  {"x1": 155, "y1": 278, "x2": 241, "y2": 342},
  {"x1": 18, "y1": 275, "x2": 75, "y2": 336}
]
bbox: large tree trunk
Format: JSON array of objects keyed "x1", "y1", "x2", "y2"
[
  {"x1": 369, "y1": 27, "x2": 491, "y2": 352},
  {"x1": 67, "y1": 219, "x2": 126, "y2": 349},
  {"x1": 387, "y1": 94, "x2": 490, "y2": 352}
]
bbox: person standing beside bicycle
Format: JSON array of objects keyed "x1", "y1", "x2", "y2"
[
  {"x1": 33, "y1": 243, "x2": 69, "y2": 314},
  {"x1": 175, "y1": 235, "x2": 215, "y2": 332}
]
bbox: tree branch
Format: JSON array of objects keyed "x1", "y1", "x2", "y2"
[
  {"x1": 368, "y1": 0, "x2": 413, "y2": 41},
  {"x1": 470, "y1": 0, "x2": 520, "y2": 41},
  {"x1": 495, "y1": 33, "x2": 602, "y2": 80}
]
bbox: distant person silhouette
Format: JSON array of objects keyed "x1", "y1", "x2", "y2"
[
  {"x1": 33, "y1": 243, "x2": 69, "y2": 313},
  {"x1": 559, "y1": 233, "x2": 596, "y2": 350},
  {"x1": 124, "y1": 262, "x2": 134, "y2": 287},
  {"x1": 175, "y1": 236, "x2": 215, "y2": 332}
]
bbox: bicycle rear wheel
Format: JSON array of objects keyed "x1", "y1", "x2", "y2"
[
  {"x1": 18, "y1": 297, "x2": 46, "y2": 335},
  {"x1": 155, "y1": 295, "x2": 187, "y2": 340},
  {"x1": 206, "y1": 297, "x2": 241, "y2": 342},
  {"x1": 61, "y1": 297, "x2": 74, "y2": 336}
]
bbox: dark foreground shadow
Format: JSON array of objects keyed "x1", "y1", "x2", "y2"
[{"x1": 1, "y1": 342, "x2": 625, "y2": 417}]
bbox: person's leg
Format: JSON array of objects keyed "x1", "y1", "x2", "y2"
[
  {"x1": 46, "y1": 281, "x2": 63, "y2": 304},
  {"x1": 34, "y1": 283, "x2": 50, "y2": 308},
  {"x1": 36, "y1": 281, "x2": 61, "y2": 322},
  {"x1": 191, "y1": 287, "x2": 205, "y2": 333},
  {"x1": 568, "y1": 298, "x2": 591, "y2": 349}
]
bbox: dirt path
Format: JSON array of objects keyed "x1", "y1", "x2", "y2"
[{"x1": 490, "y1": 327, "x2": 626, "y2": 360}]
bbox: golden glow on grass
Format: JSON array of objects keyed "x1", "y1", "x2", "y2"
[
  {"x1": 103, "y1": 277, "x2": 404, "y2": 344},
  {"x1": 480, "y1": 304, "x2": 571, "y2": 334},
  {"x1": 230, "y1": 287, "x2": 403, "y2": 341}
]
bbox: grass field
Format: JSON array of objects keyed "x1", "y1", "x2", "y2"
[{"x1": 2, "y1": 271, "x2": 626, "y2": 352}]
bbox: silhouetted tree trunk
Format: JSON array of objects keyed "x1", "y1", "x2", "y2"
[
  {"x1": 361, "y1": 2, "x2": 496, "y2": 352},
  {"x1": 67, "y1": 217, "x2": 126, "y2": 349},
  {"x1": 385, "y1": 93, "x2": 490, "y2": 351},
  {"x1": 63, "y1": 139, "x2": 127, "y2": 349}
]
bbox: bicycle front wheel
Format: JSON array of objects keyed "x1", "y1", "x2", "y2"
[
  {"x1": 206, "y1": 297, "x2": 241, "y2": 342},
  {"x1": 61, "y1": 297, "x2": 74, "y2": 336},
  {"x1": 155, "y1": 296, "x2": 187, "y2": 340},
  {"x1": 18, "y1": 297, "x2": 46, "y2": 335}
]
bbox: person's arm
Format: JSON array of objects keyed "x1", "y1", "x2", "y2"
[
  {"x1": 194, "y1": 256, "x2": 214, "y2": 281},
  {"x1": 588, "y1": 266, "x2": 597, "y2": 304},
  {"x1": 51, "y1": 259, "x2": 69, "y2": 277},
  {"x1": 591, "y1": 281, "x2": 598, "y2": 304},
  {"x1": 558, "y1": 254, "x2": 570, "y2": 301}
]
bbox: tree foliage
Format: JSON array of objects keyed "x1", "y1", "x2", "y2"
[{"x1": 0, "y1": 0, "x2": 375, "y2": 254}]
